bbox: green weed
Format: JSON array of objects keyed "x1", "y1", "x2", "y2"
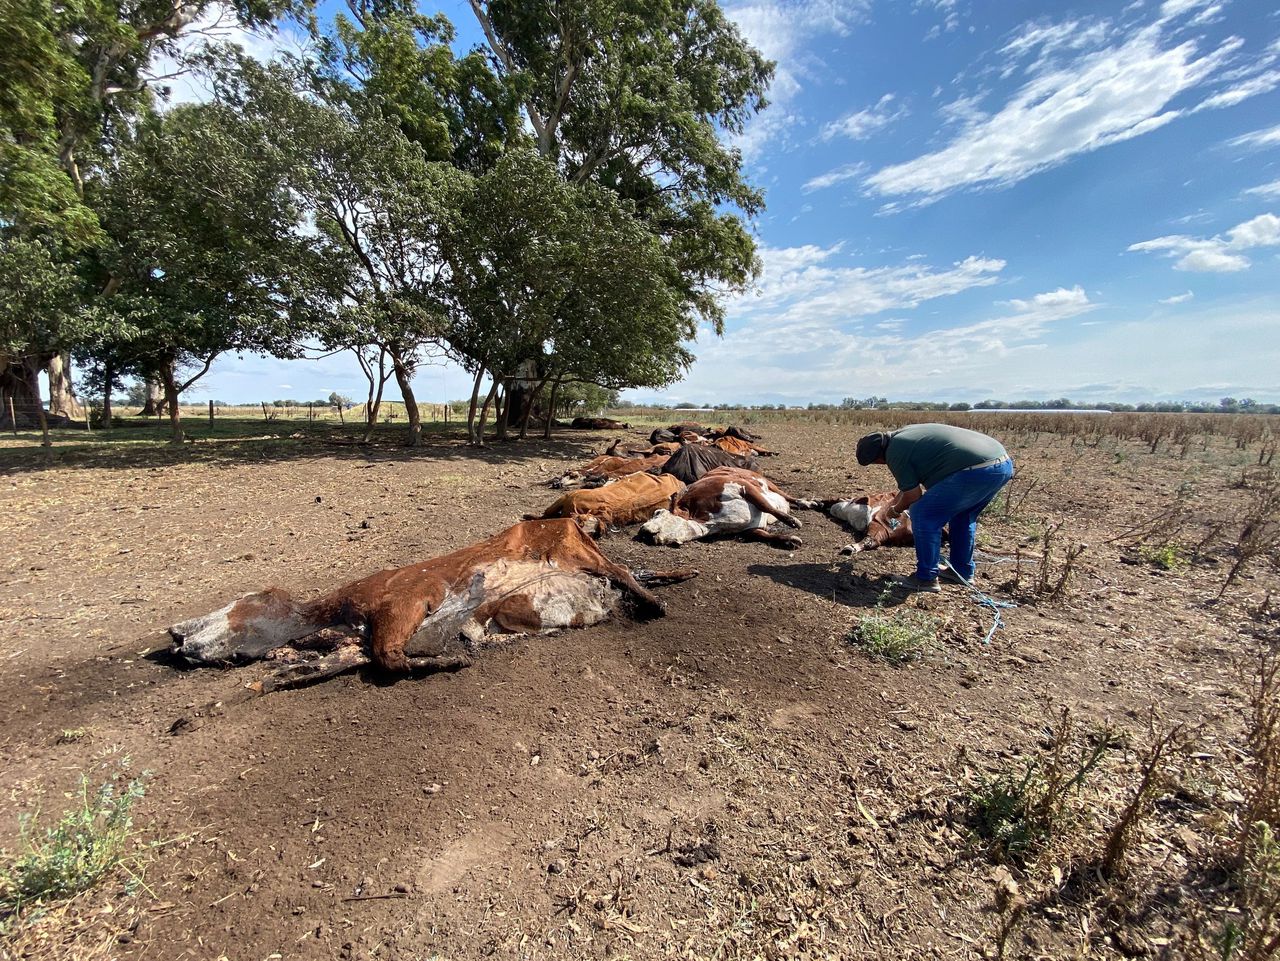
[
  {"x1": 0, "y1": 768, "x2": 149, "y2": 927},
  {"x1": 848, "y1": 609, "x2": 937, "y2": 665},
  {"x1": 1139, "y1": 543, "x2": 1190, "y2": 572},
  {"x1": 967, "y1": 709, "x2": 1117, "y2": 864}
]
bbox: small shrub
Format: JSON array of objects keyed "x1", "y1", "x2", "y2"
[
  {"x1": 848, "y1": 609, "x2": 937, "y2": 664},
  {"x1": 967, "y1": 708, "x2": 1117, "y2": 863},
  {"x1": 1139, "y1": 543, "x2": 1190, "y2": 572},
  {"x1": 0, "y1": 769, "x2": 148, "y2": 925}
]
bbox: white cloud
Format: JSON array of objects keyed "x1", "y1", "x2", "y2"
[
  {"x1": 1195, "y1": 69, "x2": 1280, "y2": 111},
  {"x1": 1129, "y1": 212, "x2": 1280, "y2": 271},
  {"x1": 1228, "y1": 123, "x2": 1280, "y2": 149},
  {"x1": 1245, "y1": 179, "x2": 1280, "y2": 200},
  {"x1": 861, "y1": 25, "x2": 1239, "y2": 203},
  {"x1": 1159, "y1": 291, "x2": 1195, "y2": 304},
  {"x1": 802, "y1": 162, "x2": 867, "y2": 191},
  {"x1": 820, "y1": 94, "x2": 906, "y2": 141},
  {"x1": 628, "y1": 296, "x2": 1280, "y2": 406},
  {"x1": 732, "y1": 246, "x2": 1006, "y2": 330},
  {"x1": 725, "y1": 0, "x2": 870, "y2": 159}
]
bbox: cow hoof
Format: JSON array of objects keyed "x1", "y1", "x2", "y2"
[
  {"x1": 783, "y1": 537, "x2": 803, "y2": 549},
  {"x1": 839, "y1": 543, "x2": 861, "y2": 556}
]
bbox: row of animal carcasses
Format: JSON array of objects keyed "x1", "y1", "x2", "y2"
[{"x1": 534, "y1": 423, "x2": 914, "y2": 553}]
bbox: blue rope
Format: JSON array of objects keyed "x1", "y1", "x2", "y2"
[{"x1": 942, "y1": 562, "x2": 1017, "y2": 645}]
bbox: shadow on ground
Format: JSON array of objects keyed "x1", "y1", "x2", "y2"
[
  {"x1": 745, "y1": 561, "x2": 911, "y2": 609},
  {"x1": 0, "y1": 418, "x2": 614, "y2": 476}
]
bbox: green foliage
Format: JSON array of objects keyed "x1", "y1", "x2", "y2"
[
  {"x1": 967, "y1": 711, "x2": 1116, "y2": 864},
  {"x1": 1139, "y1": 543, "x2": 1190, "y2": 571},
  {"x1": 0, "y1": 769, "x2": 148, "y2": 924},
  {"x1": 848, "y1": 609, "x2": 937, "y2": 664}
]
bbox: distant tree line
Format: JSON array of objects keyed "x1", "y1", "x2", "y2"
[
  {"x1": 1, "y1": 0, "x2": 772, "y2": 446},
  {"x1": 620, "y1": 397, "x2": 1280, "y2": 414}
]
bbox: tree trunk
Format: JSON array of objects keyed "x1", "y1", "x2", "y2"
[
  {"x1": 389, "y1": 349, "x2": 422, "y2": 447},
  {"x1": 101, "y1": 360, "x2": 115, "y2": 430},
  {"x1": 519, "y1": 375, "x2": 550, "y2": 440},
  {"x1": 495, "y1": 380, "x2": 510, "y2": 442},
  {"x1": 466, "y1": 366, "x2": 486, "y2": 445},
  {"x1": 0, "y1": 356, "x2": 46, "y2": 429},
  {"x1": 46, "y1": 352, "x2": 82, "y2": 420},
  {"x1": 139, "y1": 377, "x2": 163, "y2": 417},
  {"x1": 474, "y1": 377, "x2": 500, "y2": 447},
  {"x1": 543, "y1": 376, "x2": 564, "y2": 440},
  {"x1": 159, "y1": 363, "x2": 184, "y2": 444}
]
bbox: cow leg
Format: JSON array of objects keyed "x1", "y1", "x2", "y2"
[
  {"x1": 249, "y1": 645, "x2": 371, "y2": 694},
  {"x1": 739, "y1": 483, "x2": 802, "y2": 529},
  {"x1": 369, "y1": 601, "x2": 428, "y2": 673},
  {"x1": 754, "y1": 476, "x2": 816, "y2": 512},
  {"x1": 580, "y1": 555, "x2": 666, "y2": 618},
  {"x1": 634, "y1": 567, "x2": 700, "y2": 587},
  {"x1": 742, "y1": 527, "x2": 803, "y2": 548}
]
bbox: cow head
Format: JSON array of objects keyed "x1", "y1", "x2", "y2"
[
  {"x1": 639, "y1": 509, "x2": 710, "y2": 546},
  {"x1": 169, "y1": 588, "x2": 314, "y2": 664}
]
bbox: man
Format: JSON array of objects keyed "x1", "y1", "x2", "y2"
[{"x1": 853, "y1": 423, "x2": 1014, "y2": 592}]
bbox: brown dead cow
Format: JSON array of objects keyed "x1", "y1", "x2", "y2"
[
  {"x1": 528, "y1": 471, "x2": 685, "y2": 533},
  {"x1": 169, "y1": 519, "x2": 697, "y2": 688},
  {"x1": 550, "y1": 452, "x2": 669, "y2": 489}
]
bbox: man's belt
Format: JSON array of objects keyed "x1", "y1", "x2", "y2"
[{"x1": 957, "y1": 455, "x2": 1010, "y2": 472}]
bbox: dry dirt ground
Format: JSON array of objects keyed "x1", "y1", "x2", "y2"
[{"x1": 0, "y1": 420, "x2": 1275, "y2": 961}]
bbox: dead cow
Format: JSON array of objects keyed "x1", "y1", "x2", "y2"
[
  {"x1": 571, "y1": 416, "x2": 631, "y2": 430},
  {"x1": 551, "y1": 452, "x2": 669, "y2": 489},
  {"x1": 528, "y1": 471, "x2": 685, "y2": 532},
  {"x1": 660, "y1": 443, "x2": 758, "y2": 484},
  {"x1": 169, "y1": 519, "x2": 697, "y2": 686},
  {"x1": 640, "y1": 467, "x2": 814, "y2": 549},
  {"x1": 711, "y1": 435, "x2": 778, "y2": 457},
  {"x1": 820, "y1": 492, "x2": 916, "y2": 554}
]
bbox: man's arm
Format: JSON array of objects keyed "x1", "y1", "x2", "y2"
[{"x1": 887, "y1": 485, "x2": 923, "y2": 517}]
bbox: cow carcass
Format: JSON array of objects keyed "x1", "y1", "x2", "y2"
[
  {"x1": 528, "y1": 471, "x2": 685, "y2": 533},
  {"x1": 659, "y1": 443, "x2": 759, "y2": 484},
  {"x1": 821, "y1": 492, "x2": 916, "y2": 554},
  {"x1": 640, "y1": 467, "x2": 813, "y2": 548},
  {"x1": 550, "y1": 452, "x2": 669, "y2": 489},
  {"x1": 571, "y1": 417, "x2": 631, "y2": 430},
  {"x1": 169, "y1": 519, "x2": 697, "y2": 689}
]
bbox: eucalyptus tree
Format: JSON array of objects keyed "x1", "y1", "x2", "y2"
[
  {"x1": 1, "y1": 0, "x2": 306, "y2": 425},
  {"x1": 463, "y1": 0, "x2": 772, "y2": 411}
]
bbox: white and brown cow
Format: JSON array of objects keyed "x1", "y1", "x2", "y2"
[
  {"x1": 169, "y1": 519, "x2": 697, "y2": 688},
  {"x1": 639, "y1": 467, "x2": 815, "y2": 548},
  {"x1": 820, "y1": 492, "x2": 916, "y2": 554},
  {"x1": 527, "y1": 471, "x2": 685, "y2": 533}
]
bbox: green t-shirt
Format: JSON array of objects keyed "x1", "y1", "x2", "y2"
[{"x1": 884, "y1": 423, "x2": 1007, "y2": 491}]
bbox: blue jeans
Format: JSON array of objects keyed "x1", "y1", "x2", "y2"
[{"x1": 908, "y1": 459, "x2": 1014, "y2": 582}]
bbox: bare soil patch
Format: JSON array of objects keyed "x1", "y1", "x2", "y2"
[{"x1": 0, "y1": 420, "x2": 1274, "y2": 960}]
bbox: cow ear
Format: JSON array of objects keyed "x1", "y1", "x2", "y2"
[{"x1": 855, "y1": 496, "x2": 870, "y2": 505}]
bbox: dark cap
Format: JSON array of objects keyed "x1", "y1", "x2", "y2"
[{"x1": 856, "y1": 431, "x2": 890, "y2": 466}]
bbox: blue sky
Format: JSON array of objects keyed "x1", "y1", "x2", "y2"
[{"x1": 180, "y1": 0, "x2": 1280, "y2": 406}]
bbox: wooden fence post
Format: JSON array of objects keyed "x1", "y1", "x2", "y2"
[
  {"x1": 337, "y1": 404, "x2": 345, "y2": 426},
  {"x1": 208, "y1": 399, "x2": 215, "y2": 426},
  {"x1": 261, "y1": 401, "x2": 269, "y2": 422}
]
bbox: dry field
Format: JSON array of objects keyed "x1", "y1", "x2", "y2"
[{"x1": 0, "y1": 415, "x2": 1277, "y2": 961}]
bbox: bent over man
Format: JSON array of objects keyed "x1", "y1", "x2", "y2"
[{"x1": 854, "y1": 423, "x2": 1013, "y2": 592}]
